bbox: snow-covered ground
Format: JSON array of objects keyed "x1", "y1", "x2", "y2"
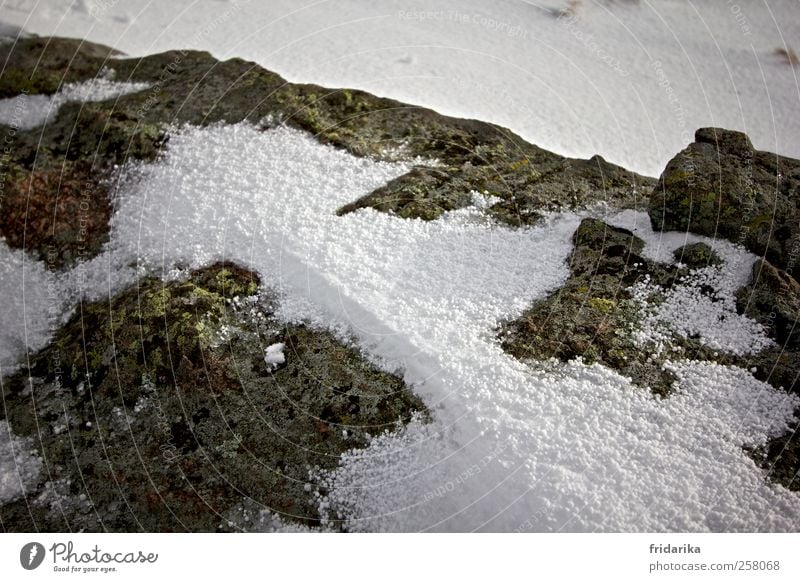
[
  {"x1": 1, "y1": 0, "x2": 799, "y2": 532},
  {"x1": 1, "y1": 121, "x2": 797, "y2": 531},
  {"x1": 2, "y1": 0, "x2": 799, "y2": 176}
]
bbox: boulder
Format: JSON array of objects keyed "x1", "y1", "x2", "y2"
[
  {"x1": 649, "y1": 127, "x2": 800, "y2": 277},
  {"x1": 737, "y1": 259, "x2": 800, "y2": 350}
]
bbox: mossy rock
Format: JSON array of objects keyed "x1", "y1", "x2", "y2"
[
  {"x1": 752, "y1": 420, "x2": 800, "y2": 492},
  {"x1": 499, "y1": 218, "x2": 682, "y2": 397},
  {"x1": 0, "y1": 161, "x2": 112, "y2": 269},
  {"x1": 673, "y1": 242, "x2": 722, "y2": 269},
  {"x1": 0, "y1": 37, "x2": 119, "y2": 97},
  {"x1": 649, "y1": 127, "x2": 800, "y2": 276},
  {"x1": 736, "y1": 259, "x2": 800, "y2": 351},
  {"x1": 3, "y1": 36, "x2": 655, "y2": 232},
  {"x1": 737, "y1": 263, "x2": 800, "y2": 493},
  {"x1": 0, "y1": 262, "x2": 425, "y2": 531},
  {"x1": 499, "y1": 218, "x2": 799, "y2": 402}
]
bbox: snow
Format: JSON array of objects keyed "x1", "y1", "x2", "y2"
[
  {"x1": 0, "y1": 77, "x2": 150, "y2": 130},
  {"x1": 264, "y1": 342, "x2": 286, "y2": 370},
  {"x1": 2, "y1": 0, "x2": 799, "y2": 176},
  {"x1": 604, "y1": 209, "x2": 774, "y2": 356},
  {"x1": 0, "y1": 243, "x2": 64, "y2": 374},
  {"x1": 0, "y1": 121, "x2": 792, "y2": 530},
  {"x1": 0, "y1": 420, "x2": 42, "y2": 505}
]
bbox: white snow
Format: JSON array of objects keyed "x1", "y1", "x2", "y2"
[
  {"x1": 0, "y1": 420, "x2": 42, "y2": 505},
  {"x1": 0, "y1": 77, "x2": 149, "y2": 130},
  {"x1": 264, "y1": 342, "x2": 286, "y2": 370},
  {"x1": 0, "y1": 121, "x2": 789, "y2": 531},
  {"x1": 0, "y1": 243, "x2": 64, "y2": 374},
  {"x1": 604, "y1": 209, "x2": 774, "y2": 356},
  {"x1": 2, "y1": 0, "x2": 799, "y2": 176}
]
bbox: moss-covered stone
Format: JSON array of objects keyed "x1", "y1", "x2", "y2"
[
  {"x1": 673, "y1": 242, "x2": 722, "y2": 269},
  {"x1": 0, "y1": 37, "x2": 119, "y2": 97},
  {"x1": 734, "y1": 259, "x2": 800, "y2": 492},
  {"x1": 500, "y1": 218, "x2": 799, "y2": 401},
  {"x1": 649, "y1": 127, "x2": 800, "y2": 276},
  {"x1": 0, "y1": 161, "x2": 112, "y2": 269},
  {"x1": 737, "y1": 259, "x2": 800, "y2": 351},
  {"x1": 0, "y1": 262, "x2": 425, "y2": 531},
  {"x1": 3, "y1": 36, "x2": 655, "y2": 233},
  {"x1": 749, "y1": 419, "x2": 800, "y2": 492},
  {"x1": 499, "y1": 218, "x2": 683, "y2": 396}
]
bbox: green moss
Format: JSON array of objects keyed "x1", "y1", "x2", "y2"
[
  {"x1": 1, "y1": 260, "x2": 426, "y2": 532},
  {"x1": 0, "y1": 67, "x2": 60, "y2": 97},
  {"x1": 588, "y1": 297, "x2": 616, "y2": 314}
]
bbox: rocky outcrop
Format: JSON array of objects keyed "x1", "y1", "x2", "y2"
[
  {"x1": 0, "y1": 162, "x2": 112, "y2": 269},
  {"x1": 0, "y1": 36, "x2": 654, "y2": 272},
  {"x1": 649, "y1": 127, "x2": 800, "y2": 276},
  {"x1": 0, "y1": 37, "x2": 119, "y2": 98},
  {"x1": 673, "y1": 242, "x2": 722, "y2": 269},
  {"x1": 1, "y1": 34, "x2": 799, "y2": 524},
  {"x1": 0, "y1": 263, "x2": 424, "y2": 531},
  {"x1": 500, "y1": 217, "x2": 799, "y2": 401},
  {"x1": 737, "y1": 259, "x2": 800, "y2": 351},
  {"x1": 499, "y1": 218, "x2": 683, "y2": 397},
  {"x1": 751, "y1": 418, "x2": 800, "y2": 492}
]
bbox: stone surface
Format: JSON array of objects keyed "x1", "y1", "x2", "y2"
[
  {"x1": 737, "y1": 259, "x2": 800, "y2": 351},
  {"x1": 0, "y1": 36, "x2": 656, "y2": 273},
  {"x1": 499, "y1": 218, "x2": 683, "y2": 397},
  {"x1": 673, "y1": 242, "x2": 722, "y2": 269},
  {"x1": 649, "y1": 127, "x2": 800, "y2": 277},
  {"x1": 0, "y1": 263, "x2": 424, "y2": 531}
]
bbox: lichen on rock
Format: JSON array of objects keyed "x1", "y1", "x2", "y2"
[
  {"x1": 499, "y1": 218, "x2": 684, "y2": 397},
  {"x1": 0, "y1": 262, "x2": 425, "y2": 531},
  {"x1": 649, "y1": 127, "x2": 800, "y2": 277}
]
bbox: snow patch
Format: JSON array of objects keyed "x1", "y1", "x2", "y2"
[
  {"x1": 604, "y1": 209, "x2": 773, "y2": 356},
  {"x1": 264, "y1": 342, "x2": 286, "y2": 370},
  {"x1": 0, "y1": 77, "x2": 150, "y2": 130},
  {"x1": 0, "y1": 244, "x2": 64, "y2": 374},
  {"x1": 0, "y1": 420, "x2": 42, "y2": 506}
]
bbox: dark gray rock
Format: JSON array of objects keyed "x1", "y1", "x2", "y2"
[
  {"x1": 737, "y1": 259, "x2": 800, "y2": 351},
  {"x1": 673, "y1": 242, "x2": 723, "y2": 269},
  {"x1": 0, "y1": 263, "x2": 425, "y2": 531},
  {"x1": 649, "y1": 127, "x2": 800, "y2": 277}
]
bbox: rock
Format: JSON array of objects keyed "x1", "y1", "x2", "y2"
[
  {"x1": 500, "y1": 219, "x2": 798, "y2": 400},
  {"x1": 737, "y1": 259, "x2": 800, "y2": 350},
  {"x1": 0, "y1": 262, "x2": 425, "y2": 531},
  {"x1": 649, "y1": 127, "x2": 800, "y2": 276},
  {"x1": 673, "y1": 242, "x2": 723, "y2": 269},
  {"x1": 0, "y1": 161, "x2": 112, "y2": 269},
  {"x1": 2, "y1": 36, "x2": 655, "y2": 234},
  {"x1": 750, "y1": 417, "x2": 800, "y2": 492},
  {"x1": 499, "y1": 218, "x2": 681, "y2": 397},
  {"x1": 0, "y1": 36, "x2": 120, "y2": 98}
]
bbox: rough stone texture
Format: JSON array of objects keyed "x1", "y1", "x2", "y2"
[
  {"x1": 649, "y1": 127, "x2": 800, "y2": 277},
  {"x1": 500, "y1": 218, "x2": 799, "y2": 402},
  {"x1": 2, "y1": 34, "x2": 799, "y2": 520},
  {"x1": 499, "y1": 218, "x2": 684, "y2": 397},
  {"x1": 737, "y1": 259, "x2": 800, "y2": 351},
  {"x1": 0, "y1": 36, "x2": 655, "y2": 267},
  {"x1": 737, "y1": 259, "x2": 800, "y2": 492},
  {"x1": 0, "y1": 37, "x2": 120, "y2": 98},
  {"x1": 750, "y1": 417, "x2": 800, "y2": 492},
  {"x1": 0, "y1": 263, "x2": 424, "y2": 531},
  {"x1": 673, "y1": 242, "x2": 722, "y2": 269},
  {"x1": 0, "y1": 162, "x2": 112, "y2": 269}
]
